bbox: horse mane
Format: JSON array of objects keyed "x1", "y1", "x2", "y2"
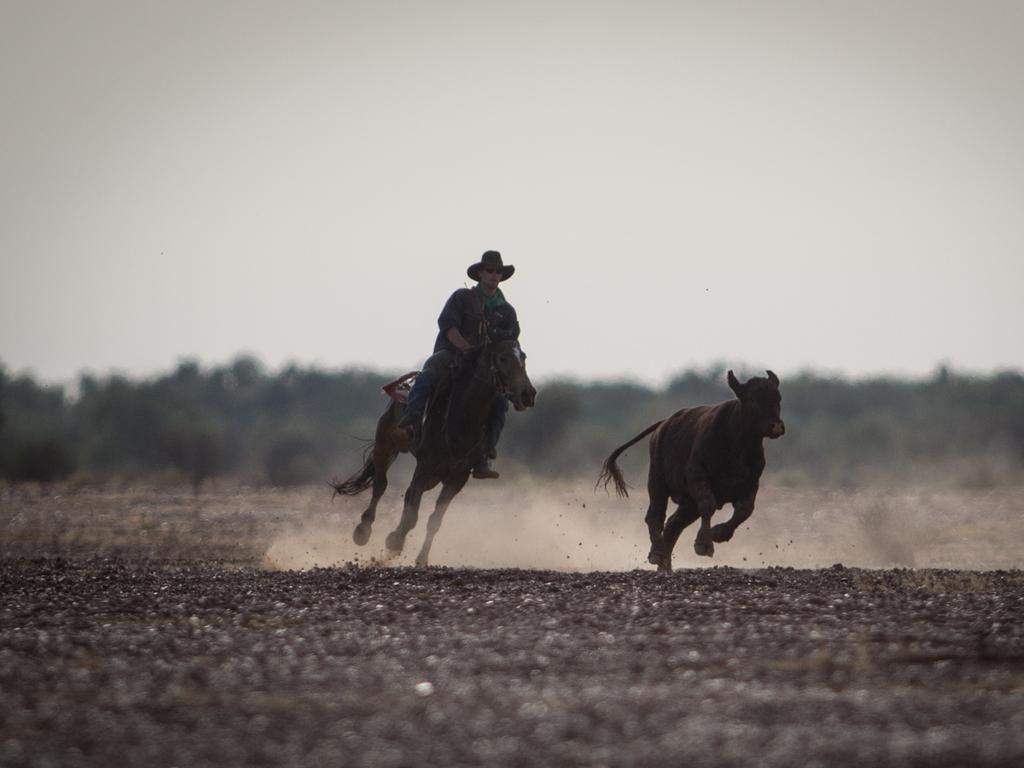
[
  {"x1": 441, "y1": 347, "x2": 485, "y2": 434},
  {"x1": 422, "y1": 342, "x2": 500, "y2": 454},
  {"x1": 459, "y1": 343, "x2": 489, "y2": 368}
]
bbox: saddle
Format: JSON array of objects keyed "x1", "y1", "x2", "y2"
[
  {"x1": 381, "y1": 351, "x2": 475, "y2": 406},
  {"x1": 382, "y1": 356, "x2": 474, "y2": 443},
  {"x1": 383, "y1": 356, "x2": 493, "y2": 473}
]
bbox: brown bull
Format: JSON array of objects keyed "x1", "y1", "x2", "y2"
[{"x1": 598, "y1": 370, "x2": 785, "y2": 571}]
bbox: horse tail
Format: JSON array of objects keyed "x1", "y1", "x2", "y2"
[
  {"x1": 330, "y1": 443, "x2": 377, "y2": 498},
  {"x1": 596, "y1": 421, "x2": 663, "y2": 498}
]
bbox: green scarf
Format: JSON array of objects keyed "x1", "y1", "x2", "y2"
[{"x1": 476, "y1": 286, "x2": 507, "y2": 310}]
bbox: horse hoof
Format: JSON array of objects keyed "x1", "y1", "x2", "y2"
[
  {"x1": 353, "y1": 522, "x2": 372, "y2": 546},
  {"x1": 385, "y1": 531, "x2": 405, "y2": 554},
  {"x1": 657, "y1": 560, "x2": 673, "y2": 573},
  {"x1": 415, "y1": 555, "x2": 428, "y2": 567}
]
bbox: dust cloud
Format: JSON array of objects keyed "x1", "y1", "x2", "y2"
[
  {"x1": 1, "y1": 476, "x2": 1019, "y2": 570},
  {"x1": 263, "y1": 476, "x2": 1024, "y2": 572}
]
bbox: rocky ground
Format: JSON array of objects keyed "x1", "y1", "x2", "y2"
[{"x1": 1, "y1": 484, "x2": 1022, "y2": 766}]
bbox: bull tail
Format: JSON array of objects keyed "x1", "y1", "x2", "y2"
[
  {"x1": 330, "y1": 443, "x2": 376, "y2": 498},
  {"x1": 596, "y1": 421, "x2": 663, "y2": 498}
]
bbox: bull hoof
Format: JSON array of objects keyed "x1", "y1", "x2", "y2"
[
  {"x1": 657, "y1": 558, "x2": 673, "y2": 573},
  {"x1": 647, "y1": 541, "x2": 666, "y2": 566},
  {"x1": 710, "y1": 523, "x2": 733, "y2": 543},
  {"x1": 415, "y1": 554, "x2": 429, "y2": 567},
  {"x1": 385, "y1": 530, "x2": 405, "y2": 554},
  {"x1": 353, "y1": 522, "x2": 372, "y2": 546},
  {"x1": 694, "y1": 538, "x2": 715, "y2": 558}
]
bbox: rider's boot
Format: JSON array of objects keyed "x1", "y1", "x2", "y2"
[
  {"x1": 391, "y1": 402, "x2": 424, "y2": 453},
  {"x1": 473, "y1": 453, "x2": 500, "y2": 479},
  {"x1": 473, "y1": 418, "x2": 501, "y2": 479},
  {"x1": 392, "y1": 408, "x2": 421, "y2": 451},
  {"x1": 391, "y1": 367, "x2": 435, "y2": 450}
]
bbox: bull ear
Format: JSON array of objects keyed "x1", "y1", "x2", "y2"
[
  {"x1": 727, "y1": 370, "x2": 743, "y2": 397},
  {"x1": 766, "y1": 370, "x2": 780, "y2": 387}
]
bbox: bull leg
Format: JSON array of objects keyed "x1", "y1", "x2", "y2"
[
  {"x1": 692, "y1": 486, "x2": 718, "y2": 558},
  {"x1": 644, "y1": 480, "x2": 671, "y2": 567},
  {"x1": 385, "y1": 469, "x2": 440, "y2": 555},
  {"x1": 415, "y1": 473, "x2": 469, "y2": 566},
  {"x1": 353, "y1": 442, "x2": 399, "y2": 546},
  {"x1": 711, "y1": 495, "x2": 755, "y2": 543},
  {"x1": 659, "y1": 498, "x2": 700, "y2": 572}
]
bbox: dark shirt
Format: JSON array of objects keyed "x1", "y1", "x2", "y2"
[{"x1": 433, "y1": 287, "x2": 520, "y2": 353}]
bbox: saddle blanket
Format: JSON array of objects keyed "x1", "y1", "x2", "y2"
[{"x1": 381, "y1": 371, "x2": 419, "y2": 404}]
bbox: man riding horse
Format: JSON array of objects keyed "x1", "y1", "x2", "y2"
[{"x1": 393, "y1": 250, "x2": 522, "y2": 479}]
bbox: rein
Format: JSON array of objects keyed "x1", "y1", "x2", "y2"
[
  {"x1": 470, "y1": 290, "x2": 513, "y2": 397},
  {"x1": 470, "y1": 345, "x2": 513, "y2": 397}
]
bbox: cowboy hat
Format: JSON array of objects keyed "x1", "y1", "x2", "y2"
[{"x1": 467, "y1": 250, "x2": 515, "y2": 281}]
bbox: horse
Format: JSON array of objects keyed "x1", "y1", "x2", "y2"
[{"x1": 331, "y1": 339, "x2": 536, "y2": 565}]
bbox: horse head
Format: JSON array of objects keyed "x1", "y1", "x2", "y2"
[{"x1": 486, "y1": 339, "x2": 537, "y2": 411}]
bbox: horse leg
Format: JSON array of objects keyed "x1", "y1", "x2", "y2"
[
  {"x1": 659, "y1": 498, "x2": 700, "y2": 572},
  {"x1": 352, "y1": 441, "x2": 399, "y2": 545},
  {"x1": 710, "y1": 495, "x2": 755, "y2": 543},
  {"x1": 384, "y1": 486, "x2": 423, "y2": 555},
  {"x1": 353, "y1": 405, "x2": 402, "y2": 546},
  {"x1": 385, "y1": 469, "x2": 440, "y2": 555},
  {"x1": 644, "y1": 477, "x2": 671, "y2": 567},
  {"x1": 415, "y1": 473, "x2": 469, "y2": 566},
  {"x1": 353, "y1": 497, "x2": 379, "y2": 546}
]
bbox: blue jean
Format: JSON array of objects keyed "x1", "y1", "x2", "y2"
[{"x1": 401, "y1": 351, "x2": 453, "y2": 426}]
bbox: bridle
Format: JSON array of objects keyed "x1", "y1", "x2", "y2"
[
  {"x1": 470, "y1": 289, "x2": 527, "y2": 397},
  {"x1": 471, "y1": 340, "x2": 525, "y2": 398}
]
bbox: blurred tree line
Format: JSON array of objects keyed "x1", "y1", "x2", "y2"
[{"x1": 2, "y1": 357, "x2": 1022, "y2": 489}]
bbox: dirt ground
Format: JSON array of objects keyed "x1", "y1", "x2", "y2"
[{"x1": 1, "y1": 480, "x2": 1023, "y2": 767}]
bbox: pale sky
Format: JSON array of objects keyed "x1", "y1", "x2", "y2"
[{"x1": 2, "y1": 1, "x2": 1022, "y2": 386}]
